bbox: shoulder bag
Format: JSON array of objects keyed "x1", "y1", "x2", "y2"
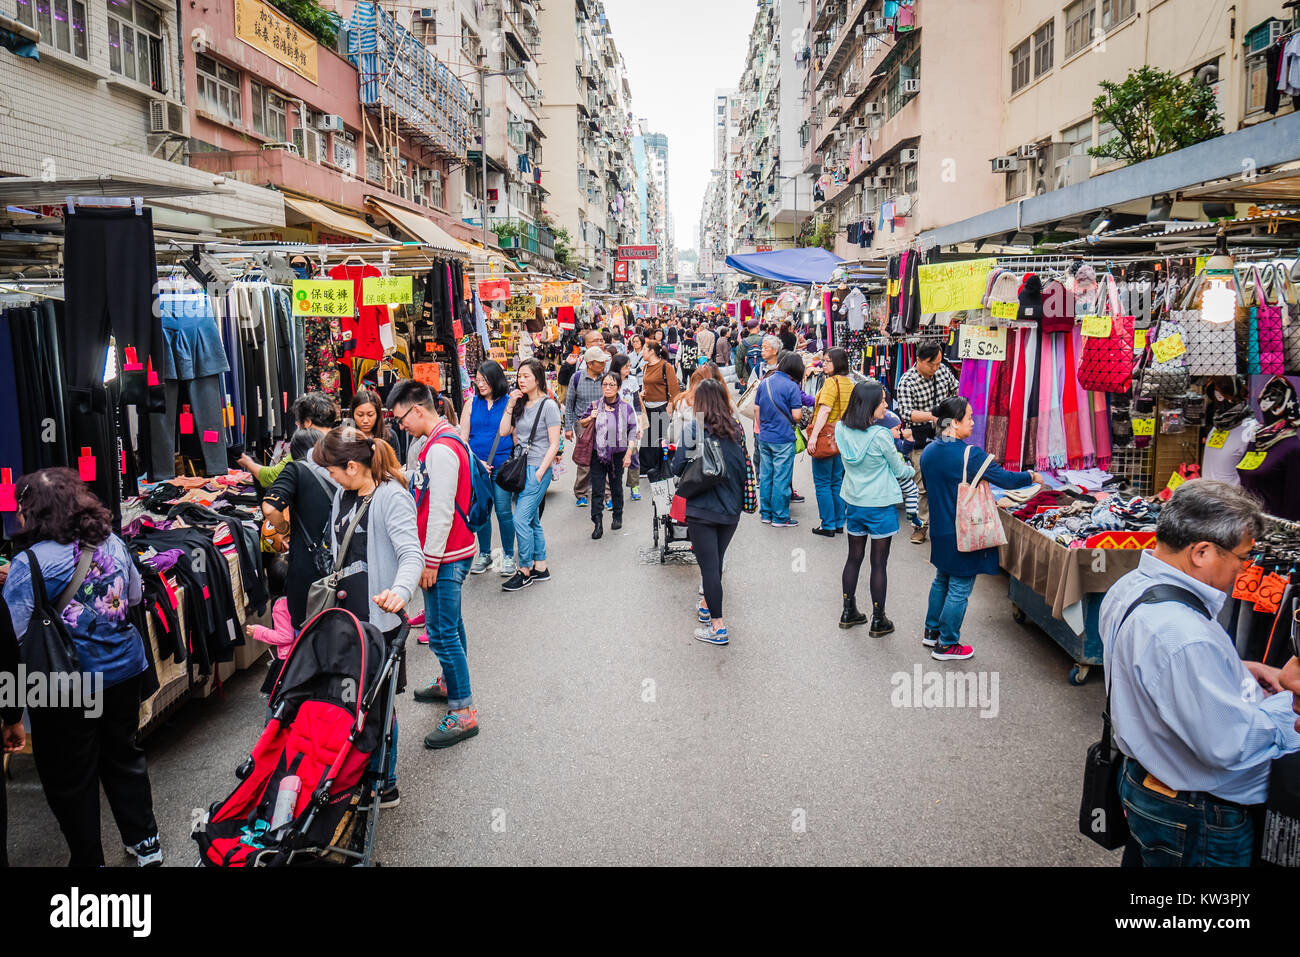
[
  {"x1": 1254, "y1": 264, "x2": 1286, "y2": 375},
  {"x1": 1280, "y1": 264, "x2": 1300, "y2": 374},
  {"x1": 809, "y1": 376, "x2": 845, "y2": 459},
  {"x1": 1077, "y1": 275, "x2": 1136, "y2": 393},
  {"x1": 675, "y1": 429, "x2": 726, "y2": 499},
  {"x1": 954, "y1": 444, "x2": 1008, "y2": 552},
  {"x1": 765, "y1": 378, "x2": 806, "y2": 454},
  {"x1": 1135, "y1": 319, "x2": 1189, "y2": 399},
  {"x1": 496, "y1": 398, "x2": 551, "y2": 493},
  {"x1": 20, "y1": 546, "x2": 94, "y2": 675},
  {"x1": 305, "y1": 493, "x2": 372, "y2": 621},
  {"x1": 1080, "y1": 583, "x2": 1209, "y2": 850},
  {"x1": 1178, "y1": 270, "x2": 1237, "y2": 377},
  {"x1": 736, "y1": 375, "x2": 761, "y2": 420},
  {"x1": 572, "y1": 401, "x2": 597, "y2": 468}
]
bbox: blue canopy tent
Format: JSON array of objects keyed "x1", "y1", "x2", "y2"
[{"x1": 724, "y1": 248, "x2": 844, "y2": 285}]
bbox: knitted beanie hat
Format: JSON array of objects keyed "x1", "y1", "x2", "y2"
[{"x1": 1017, "y1": 273, "x2": 1044, "y2": 322}]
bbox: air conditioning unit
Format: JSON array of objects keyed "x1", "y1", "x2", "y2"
[
  {"x1": 876, "y1": 164, "x2": 895, "y2": 178},
  {"x1": 866, "y1": 17, "x2": 888, "y2": 32},
  {"x1": 990, "y1": 156, "x2": 1021, "y2": 173},
  {"x1": 317, "y1": 114, "x2": 345, "y2": 133},
  {"x1": 863, "y1": 101, "x2": 882, "y2": 115},
  {"x1": 900, "y1": 148, "x2": 918, "y2": 164},
  {"x1": 1055, "y1": 154, "x2": 1090, "y2": 189},
  {"x1": 852, "y1": 115, "x2": 866, "y2": 128},
  {"x1": 416, "y1": 6, "x2": 434, "y2": 18},
  {"x1": 263, "y1": 141, "x2": 300, "y2": 156},
  {"x1": 149, "y1": 99, "x2": 188, "y2": 137},
  {"x1": 901, "y1": 77, "x2": 920, "y2": 94},
  {"x1": 870, "y1": 175, "x2": 892, "y2": 188},
  {"x1": 855, "y1": 23, "x2": 864, "y2": 36},
  {"x1": 292, "y1": 127, "x2": 324, "y2": 163},
  {"x1": 1016, "y1": 143, "x2": 1039, "y2": 159}
]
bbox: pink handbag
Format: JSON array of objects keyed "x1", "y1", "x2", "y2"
[{"x1": 955, "y1": 444, "x2": 1009, "y2": 553}]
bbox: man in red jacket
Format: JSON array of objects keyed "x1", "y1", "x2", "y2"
[{"x1": 389, "y1": 379, "x2": 479, "y2": 749}]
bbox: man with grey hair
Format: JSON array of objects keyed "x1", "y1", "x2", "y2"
[{"x1": 1100, "y1": 479, "x2": 1300, "y2": 867}]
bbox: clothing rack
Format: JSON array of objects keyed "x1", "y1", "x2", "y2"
[{"x1": 0, "y1": 281, "x2": 64, "y2": 300}]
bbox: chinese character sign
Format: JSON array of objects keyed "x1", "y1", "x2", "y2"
[
  {"x1": 918, "y1": 258, "x2": 997, "y2": 313},
  {"x1": 539, "y1": 282, "x2": 581, "y2": 309},
  {"x1": 292, "y1": 280, "x2": 353, "y2": 317},
  {"x1": 234, "y1": 0, "x2": 319, "y2": 84},
  {"x1": 361, "y1": 275, "x2": 413, "y2": 306}
]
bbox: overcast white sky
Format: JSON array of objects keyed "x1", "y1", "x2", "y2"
[{"x1": 600, "y1": 0, "x2": 756, "y2": 254}]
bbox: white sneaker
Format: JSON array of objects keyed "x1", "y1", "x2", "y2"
[
  {"x1": 499, "y1": 556, "x2": 517, "y2": 577},
  {"x1": 470, "y1": 554, "x2": 492, "y2": 575}
]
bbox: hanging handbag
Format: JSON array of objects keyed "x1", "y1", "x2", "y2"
[
  {"x1": 20, "y1": 547, "x2": 93, "y2": 676},
  {"x1": 572, "y1": 402, "x2": 597, "y2": 468},
  {"x1": 305, "y1": 493, "x2": 372, "y2": 622},
  {"x1": 1136, "y1": 318, "x2": 1190, "y2": 398},
  {"x1": 1177, "y1": 271, "x2": 1236, "y2": 376},
  {"x1": 1077, "y1": 274, "x2": 1136, "y2": 393},
  {"x1": 954, "y1": 444, "x2": 1008, "y2": 552},
  {"x1": 1254, "y1": 265, "x2": 1286, "y2": 375},
  {"x1": 495, "y1": 397, "x2": 550, "y2": 493},
  {"x1": 1281, "y1": 266, "x2": 1300, "y2": 374},
  {"x1": 808, "y1": 376, "x2": 844, "y2": 459},
  {"x1": 676, "y1": 429, "x2": 726, "y2": 499}
]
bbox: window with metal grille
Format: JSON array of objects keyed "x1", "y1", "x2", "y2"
[
  {"x1": 1064, "y1": 0, "x2": 1095, "y2": 58},
  {"x1": 196, "y1": 54, "x2": 241, "y2": 125},
  {"x1": 1033, "y1": 20, "x2": 1054, "y2": 77},
  {"x1": 1011, "y1": 38, "x2": 1030, "y2": 93},
  {"x1": 108, "y1": 0, "x2": 165, "y2": 91}
]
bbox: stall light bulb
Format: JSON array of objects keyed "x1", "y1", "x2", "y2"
[{"x1": 1201, "y1": 279, "x2": 1236, "y2": 325}]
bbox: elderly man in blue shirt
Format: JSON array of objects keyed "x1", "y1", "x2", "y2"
[{"x1": 1101, "y1": 479, "x2": 1300, "y2": 867}]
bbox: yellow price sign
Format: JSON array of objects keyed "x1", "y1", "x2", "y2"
[
  {"x1": 292, "y1": 279, "x2": 353, "y2": 317},
  {"x1": 361, "y1": 275, "x2": 413, "y2": 306},
  {"x1": 1151, "y1": 332, "x2": 1186, "y2": 364},
  {"x1": 1133, "y1": 329, "x2": 1147, "y2": 350},
  {"x1": 957, "y1": 324, "x2": 1007, "y2": 361},
  {"x1": 1206, "y1": 428, "x2": 1229, "y2": 449},
  {"x1": 988, "y1": 300, "x2": 1018, "y2": 320},
  {"x1": 1081, "y1": 315, "x2": 1113, "y2": 338},
  {"x1": 1237, "y1": 450, "x2": 1267, "y2": 471},
  {"x1": 1132, "y1": 417, "x2": 1156, "y2": 437},
  {"x1": 1165, "y1": 471, "x2": 1186, "y2": 493}
]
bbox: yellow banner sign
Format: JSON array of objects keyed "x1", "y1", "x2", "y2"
[
  {"x1": 918, "y1": 258, "x2": 997, "y2": 313},
  {"x1": 362, "y1": 276, "x2": 413, "y2": 306},
  {"x1": 540, "y1": 282, "x2": 582, "y2": 309},
  {"x1": 957, "y1": 324, "x2": 1007, "y2": 360},
  {"x1": 292, "y1": 280, "x2": 353, "y2": 317},
  {"x1": 234, "y1": 0, "x2": 318, "y2": 84}
]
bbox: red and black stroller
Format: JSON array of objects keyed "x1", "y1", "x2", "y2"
[{"x1": 194, "y1": 607, "x2": 407, "y2": 866}]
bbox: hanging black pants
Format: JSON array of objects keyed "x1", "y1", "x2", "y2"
[{"x1": 27, "y1": 673, "x2": 158, "y2": 866}]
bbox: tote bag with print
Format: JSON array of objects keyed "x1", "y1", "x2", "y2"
[{"x1": 955, "y1": 445, "x2": 1009, "y2": 552}]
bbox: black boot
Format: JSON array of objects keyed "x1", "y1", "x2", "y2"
[
  {"x1": 591, "y1": 515, "x2": 603, "y2": 540},
  {"x1": 610, "y1": 515, "x2": 622, "y2": 530},
  {"x1": 839, "y1": 594, "x2": 868, "y2": 630},
  {"x1": 869, "y1": 603, "x2": 895, "y2": 637}
]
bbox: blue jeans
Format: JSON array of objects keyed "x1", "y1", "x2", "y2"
[
  {"x1": 475, "y1": 481, "x2": 516, "y2": 561},
  {"x1": 810, "y1": 454, "x2": 845, "y2": 530},
  {"x1": 512, "y1": 466, "x2": 552, "y2": 568},
  {"x1": 1119, "y1": 757, "x2": 1254, "y2": 866},
  {"x1": 758, "y1": 440, "x2": 795, "y2": 523},
  {"x1": 925, "y1": 572, "x2": 976, "y2": 647},
  {"x1": 423, "y1": 558, "x2": 473, "y2": 711}
]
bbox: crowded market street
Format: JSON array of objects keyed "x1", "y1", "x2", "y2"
[{"x1": 5, "y1": 450, "x2": 1111, "y2": 867}]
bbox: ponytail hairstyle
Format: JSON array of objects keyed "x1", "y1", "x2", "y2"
[{"x1": 313, "y1": 426, "x2": 408, "y2": 488}]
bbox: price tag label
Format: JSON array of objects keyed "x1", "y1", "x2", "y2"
[
  {"x1": 1206, "y1": 428, "x2": 1229, "y2": 449},
  {"x1": 0, "y1": 468, "x2": 15, "y2": 512},
  {"x1": 1232, "y1": 563, "x2": 1263, "y2": 601},
  {"x1": 361, "y1": 275, "x2": 413, "y2": 306},
  {"x1": 957, "y1": 324, "x2": 1007, "y2": 361},
  {"x1": 1131, "y1": 417, "x2": 1156, "y2": 436},
  {"x1": 1080, "y1": 315, "x2": 1113, "y2": 338},
  {"x1": 1256, "y1": 572, "x2": 1289, "y2": 614},
  {"x1": 78, "y1": 447, "x2": 96, "y2": 483},
  {"x1": 1165, "y1": 470, "x2": 1186, "y2": 493},
  {"x1": 292, "y1": 279, "x2": 354, "y2": 317},
  {"x1": 1237, "y1": 450, "x2": 1267, "y2": 471},
  {"x1": 1151, "y1": 332, "x2": 1186, "y2": 364},
  {"x1": 1133, "y1": 329, "x2": 1147, "y2": 350},
  {"x1": 988, "y1": 300, "x2": 1018, "y2": 320}
]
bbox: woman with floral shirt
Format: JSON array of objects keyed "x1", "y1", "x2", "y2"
[{"x1": 2, "y1": 468, "x2": 162, "y2": 867}]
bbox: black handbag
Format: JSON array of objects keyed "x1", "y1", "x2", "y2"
[
  {"x1": 20, "y1": 547, "x2": 94, "y2": 676},
  {"x1": 675, "y1": 429, "x2": 726, "y2": 499},
  {"x1": 1080, "y1": 583, "x2": 1209, "y2": 850},
  {"x1": 496, "y1": 398, "x2": 551, "y2": 494}
]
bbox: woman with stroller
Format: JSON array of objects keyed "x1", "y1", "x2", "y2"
[
  {"x1": 312, "y1": 427, "x2": 425, "y2": 808},
  {"x1": 2, "y1": 467, "x2": 164, "y2": 866}
]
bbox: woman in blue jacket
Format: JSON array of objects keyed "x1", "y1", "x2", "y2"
[
  {"x1": 834, "y1": 381, "x2": 915, "y2": 635},
  {"x1": 460, "y1": 361, "x2": 516, "y2": 576},
  {"x1": 920, "y1": 397, "x2": 1043, "y2": 661}
]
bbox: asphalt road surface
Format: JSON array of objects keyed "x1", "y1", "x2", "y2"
[{"x1": 5, "y1": 453, "x2": 1115, "y2": 866}]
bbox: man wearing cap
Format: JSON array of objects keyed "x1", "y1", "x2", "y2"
[{"x1": 564, "y1": 344, "x2": 610, "y2": 507}]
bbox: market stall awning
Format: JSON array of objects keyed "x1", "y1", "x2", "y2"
[
  {"x1": 282, "y1": 195, "x2": 391, "y2": 243},
  {"x1": 460, "y1": 239, "x2": 524, "y2": 275},
  {"x1": 366, "y1": 197, "x2": 465, "y2": 257},
  {"x1": 724, "y1": 247, "x2": 844, "y2": 284},
  {"x1": 0, "y1": 174, "x2": 235, "y2": 206}
]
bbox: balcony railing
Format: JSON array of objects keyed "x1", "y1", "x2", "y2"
[{"x1": 489, "y1": 218, "x2": 556, "y2": 259}]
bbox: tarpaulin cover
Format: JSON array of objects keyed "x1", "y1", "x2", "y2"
[{"x1": 724, "y1": 248, "x2": 844, "y2": 284}]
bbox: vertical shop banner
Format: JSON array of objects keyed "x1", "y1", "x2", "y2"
[
  {"x1": 292, "y1": 279, "x2": 354, "y2": 316},
  {"x1": 478, "y1": 279, "x2": 512, "y2": 302},
  {"x1": 613, "y1": 260, "x2": 629, "y2": 283},
  {"x1": 233, "y1": 0, "x2": 319, "y2": 83},
  {"x1": 361, "y1": 275, "x2": 413, "y2": 305},
  {"x1": 918, "y1": 258, "x2": 997, "y2": 313},
  {"x1": 540, "y1": 282, "x2": 582, "y2": 309}
]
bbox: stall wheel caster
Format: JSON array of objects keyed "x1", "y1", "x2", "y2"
[
  {"x1": 1069, "y1": 664, "x2": 1091, "y2": 686},
  {"x1": 1011, "y1": 604, "x2": 1027, "y2": 625}
]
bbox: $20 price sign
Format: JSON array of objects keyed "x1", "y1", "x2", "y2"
[{"x1": 957, "y1": 324, "x2": 1007, "y2": 361}]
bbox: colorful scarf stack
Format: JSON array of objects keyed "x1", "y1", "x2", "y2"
[
  {"x1": 983, "y1": 335, "x2": 1017, "y2": 463},
  {"x1": 959, "y1": 358, "x2": 994, "y2": 453}
]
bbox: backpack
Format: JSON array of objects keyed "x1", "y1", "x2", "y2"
[
  {"x1": 745, "y1": 339, "x2": 763, "y2": 378},
  {"x1": 428, "y1": 430, "x2": 494, "y2": 532}
]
